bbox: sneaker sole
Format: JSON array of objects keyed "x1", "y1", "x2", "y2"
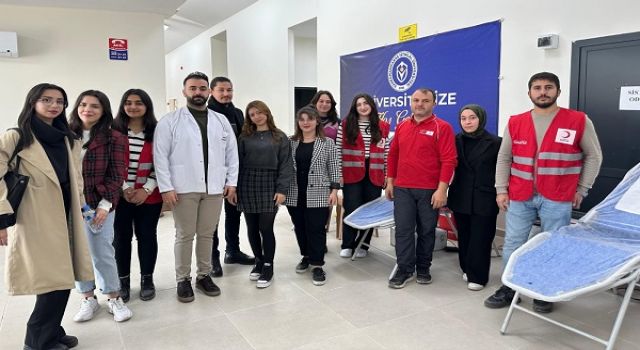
[
  {"x1": 256, "y1": 280, "x2": 272, "y2": 288},
  {"x1": 196, "y1": 284, "x2": 221, "y2": 297},
  {"x1": 108, "y1": 309, "x2": 132, "y2": 322},
  {"x1": 467, "y1": 284, "x2": 484, "y2": 291},
  {"x1": 416, "y1": 278, "x2": 432, "y2": 285},
  {"x1": 73, "y1": 305, "x2": 100, "y2": 322},
  {"x1": 177, "y1": 295, "x2": 195, "y2": 303},
  {"x1": 388, "y1": 275, "x2": 415, "y2": 289},
  {"x1": 484, "y1": 297, "x2": 521, "y2": 309},
  {"x1": 312, "y1": 279, "x2": 326, "y2": 286},
  {"x1": 296, "y1": 267, "x2": 309, "y2": 274},
  {"x1": 139, "y1": 292, "x2": 156, "y2": 301},
  {"x1": 249, "y1": 274, "x2": 260, "y2": 281}
]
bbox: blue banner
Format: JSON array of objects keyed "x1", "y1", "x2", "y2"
[{"x1": 340, "y1": 21, "x2": 501, "y2": 133}]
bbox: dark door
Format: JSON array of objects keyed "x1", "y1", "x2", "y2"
[
  {"x1": 570, "y1": 31, "x2": 640, "y2": 215},
  {"x1": 294, "y1": 87, "x2": 317, "y2": 113}
]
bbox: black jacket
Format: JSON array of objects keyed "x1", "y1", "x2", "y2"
[
  {"x1": 447, "y1": 131, "x2": 501, "y2": 217},
  {"x1": 207, "y1": 98, "x2": 244, "y2": 138}
]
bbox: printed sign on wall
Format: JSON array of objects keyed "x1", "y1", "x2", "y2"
[
  {"x1": 619, "y1": 86, "x2": 640, "y2": 111},
  {"x1": 109, "y1": 38, "x2": 128, "y2": 61},
  {"x1": 340, "y1": 21, "x2": 501, "y2": 133}
]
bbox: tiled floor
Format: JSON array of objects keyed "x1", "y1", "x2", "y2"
[{"x1": 1, "y1": 210, "x2": 640, "y2": 349}]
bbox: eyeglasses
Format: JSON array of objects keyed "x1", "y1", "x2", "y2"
[{"x1": 37, "y1": 97, "x2": 66, "y2": 106}]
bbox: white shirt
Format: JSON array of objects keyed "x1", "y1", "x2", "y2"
[{"x1": 153, "y1": 107, "x2": 239, "y2": 195}]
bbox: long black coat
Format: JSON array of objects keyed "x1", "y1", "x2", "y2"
[{"x1": 447, "y1": 131, "x2": 501, "y2": 217}]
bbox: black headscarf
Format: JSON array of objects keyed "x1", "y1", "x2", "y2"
[{"x1": 459, "y1": 104, "x2": 487, "y2": 138}]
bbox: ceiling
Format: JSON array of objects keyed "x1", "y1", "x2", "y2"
[{"x1": 0, "y1": 0, "x2": 258, "y2": 53}]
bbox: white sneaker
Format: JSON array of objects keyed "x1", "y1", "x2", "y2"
[
  {"x1": 73, "y1": 297, "x2": 100, "y2": 322},
  {"x1": 339, "y1": 249, "x2": 353, "y2": 258},
  {"x1": 107, "y1": 297, "x2": 133, "y2": 322},
  {"x1": 468, "y1": 282, "x2": 485, "y2": 291},
  {"x1": 462, "y1": 273, "x2": 468, "y2": 282},
  {"x1": 354, "y1": 248, "x2": 368, "y2": 258}
]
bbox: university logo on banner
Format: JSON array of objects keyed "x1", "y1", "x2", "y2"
[
  {"x1": 388, "y1": 51, "x2": 418, "y2": 92},
  {"x1": 340, "y1": 21, "x2": 501, "y2": 133}
]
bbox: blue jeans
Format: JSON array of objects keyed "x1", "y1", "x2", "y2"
[
  {"x1": 502, "y1": 193, "x2": 572, "y2": 267},
  {"x1": 76, "y1": 211, "x2": 120, "y2": 294}
]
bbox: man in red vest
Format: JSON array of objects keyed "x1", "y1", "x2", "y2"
[
  {"x1": 485, "y1": 72, "x2": 602, "y2": 313},
  {"x1": 386, "y1": 88, "x2": 458, "y2": 288}
]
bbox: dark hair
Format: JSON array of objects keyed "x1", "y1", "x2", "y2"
[
  {"x1": 183, "y1": 71, "x2": 209, "y2": 86},
  {"x1": 242, "y1": 100, "x2": 282, "y2": 143},
  {"x1": 291, "y1": 105, "x2": 325, "y2": 141},
  {"x1": 16, "y1": 83, "x2": 75, "y2": 148},
  {"x1": 528, "y1": 72, "x2": 560, "y2": 90},
  {"x1": 113, "y1": 89, "x2": 157, "y2": 142},
  {"x1": 210, "y1": 76, "x2": 232, "y2": 88},
  {"x1": 310, "y1": 90, "x2": 339, "y2": 124},
  {"x1": 414, "y1": 88, "x2": 437, "y2": 101},
  {"x1": 344, "y1": 93, "x2": 382, "y2": 145},
  {"x1": 69, "y1": 90, "x2": 114, "y2": 148}
]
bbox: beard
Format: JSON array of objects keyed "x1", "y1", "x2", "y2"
[
  {"x1": 187, "y1": 95, "x2": 207, "y2": 106},
  {"x1": 531, "y1": 94, "x2": 558, "y2": 109}
]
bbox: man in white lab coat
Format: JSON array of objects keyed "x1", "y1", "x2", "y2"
[{"x1": 154, "y1": 71, "x2": 239, "y2": 303}]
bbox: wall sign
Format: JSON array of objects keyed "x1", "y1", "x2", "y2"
[
  {"x1": 619, "y1": 86, "x2": 640, "y2": 111},
  {"x1": 109, "y1": 38, "x2": 128, "y2": 61},
  {"x1": 398, "y1": 24, "x2": 417, "y2": 42}
]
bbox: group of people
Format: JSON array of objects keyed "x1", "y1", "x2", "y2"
[{"x1": 0, "y1": 71, "x2": 603, "y2": 349}]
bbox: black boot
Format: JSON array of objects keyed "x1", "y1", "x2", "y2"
[
  {"x1": 140, "y1": 274, "x2": 156, "y2": 301},
  {"x1": 211, "y1": 256, "x2": 223, "y2": 277},
  {"x1": 119, "y1": 276, "x2": 130, "y2": 303}
]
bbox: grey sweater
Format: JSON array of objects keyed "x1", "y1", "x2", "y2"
[
  {"x1": 238, "y1": 129, "x2": 293, "y2": 194},
  {"x1": 495, "y1": 109, "x2": 603, "y2": 197}
]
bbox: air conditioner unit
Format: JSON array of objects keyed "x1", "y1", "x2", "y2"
[{"x1": 0, "y1": 31, "x2": 19, "y2": 58}]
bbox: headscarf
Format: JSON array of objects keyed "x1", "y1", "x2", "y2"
[{"x1": 459, "y1": 104, "x2": 487, "y2": 138}]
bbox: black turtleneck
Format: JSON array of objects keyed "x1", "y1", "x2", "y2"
[
  {"x1": 207, "y1": 98, "x2": 244, "y2": 138},
  {"x1": 32, "y1": 116, "x2": 71, "y2": 216}
]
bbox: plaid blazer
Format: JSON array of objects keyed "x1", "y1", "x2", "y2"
[
  {"x1": 285, "y1": 137, "x2": 341, "y2": 208},
  {"x1": 82, "y1": 130, "x2": 127, "y2": 210}
]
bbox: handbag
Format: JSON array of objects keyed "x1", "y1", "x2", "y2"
[{"x1": 2, "y1": 128, "x2": 29, "y2": 227}]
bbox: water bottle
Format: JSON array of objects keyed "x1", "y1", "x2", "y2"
[{"x1": 81, "y1": 204, "x2": 103, "y2": 233}]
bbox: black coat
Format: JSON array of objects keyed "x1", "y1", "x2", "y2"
[{"x1": 447, "y1": 131, "x2": 501, "y2": 217}]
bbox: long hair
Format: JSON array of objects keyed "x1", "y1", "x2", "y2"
[
  {"x1": 310, "y1": 90, "x2": 339, "y2": 124},
  {"x1": 69, "y1": 90, "x2": 114, "y2": 148},
  {"x1": 291, "y1": 105, "x2": 325, "y2": 142},
  {"x1": 242, "y1": 100, "x2": 282, "y2": 143},
  {"x1": 16, "y1": 83, "x2": 75, "y2": 148},
  {"x1": 113, "y1": 89, "x2": 157, "y2": 142},
  {"x1": 344, "y1": 93, "x2": 382, "y2": 145}
]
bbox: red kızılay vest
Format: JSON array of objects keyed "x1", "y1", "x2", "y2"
[
  {"x1": 341, "y1": 120, "x2": 390, "y2": 186},
  {"x1": 129, "y1": 140, "x2": 162, "y2": 204},
  {"x1": 508, "y1": 108, "x2": 586, "y2": 201}
]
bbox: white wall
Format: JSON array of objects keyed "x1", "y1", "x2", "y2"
[
  {"x1": 166, "y1": 0, "x2": 640, "y2": 134},
  {"x1": 0, "y1": 5, "x2": 166, "y2": 130},
  {"x1": 165, "y1": 0, "x2": 317, "y2": 133},
  {"x1": 294, "y1": 37, "x2": 317, "y2": 88}
]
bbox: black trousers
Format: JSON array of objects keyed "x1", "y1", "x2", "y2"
[
  {"x1": 244, "y1": 211, "x2": 277, "y2": 264},
  {"x1": 341, "y1": 167, "x2": 382, "y2": 250},
  {"x1": 287, "y1": 205, "x2": 329, "y2": 266},
  {"x1": 113, "y1": 199, "x2": 163, "y2": 276},
  {"x1": 393, "y1": 187, "x2": 438, "y2": 274},
  {"x1": 212, "y1": 198, "x2": 243, "y2": 259},
  {"x1": 25, "y1": 289, "x2": 70, "y2": 349},
  {"x1": 453, "y1": 212, "x2": 497, "y2": 285}
]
